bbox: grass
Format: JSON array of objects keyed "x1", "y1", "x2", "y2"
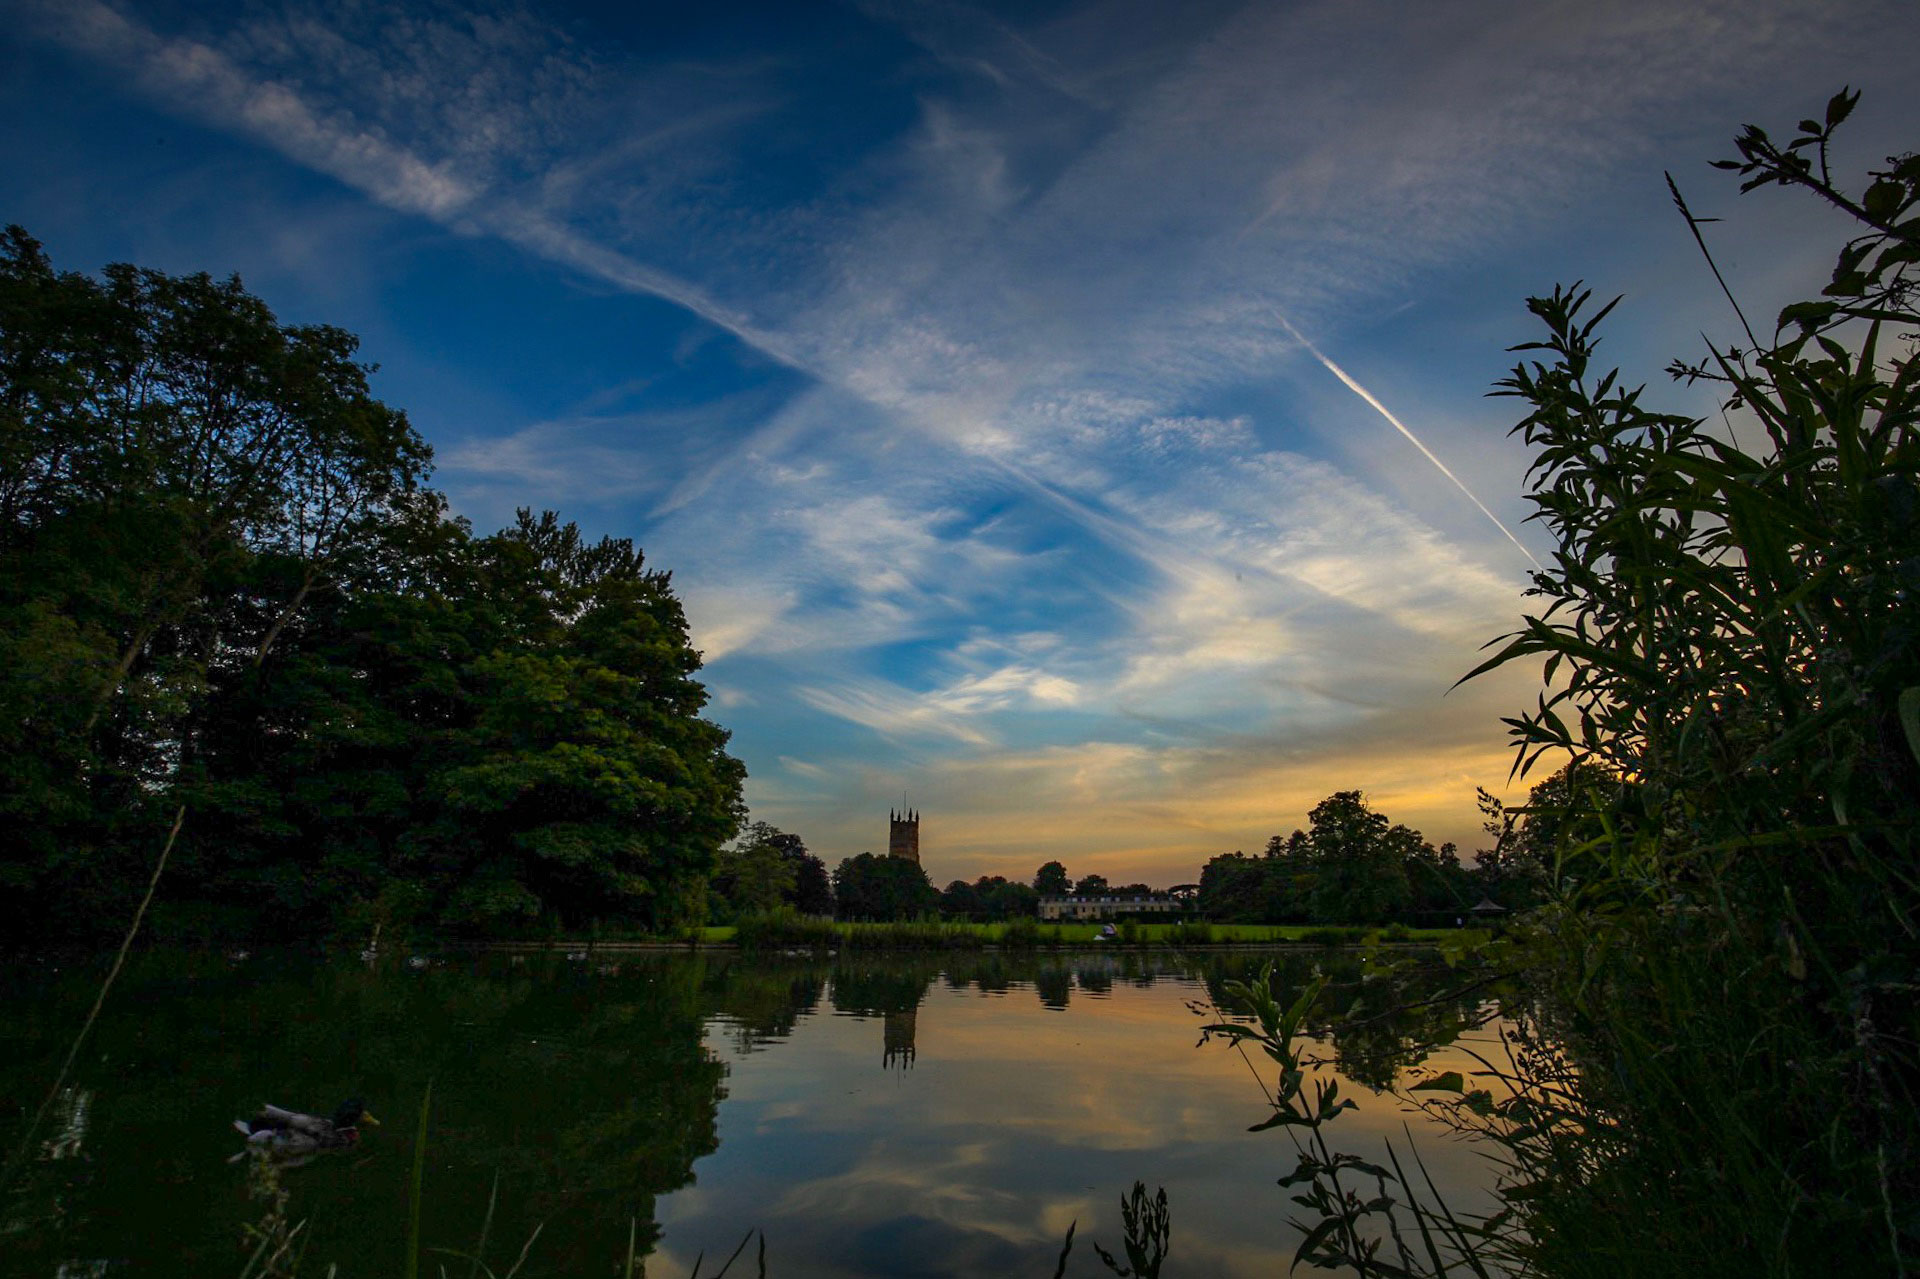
[{"x1": 663, "y1": 919, "x2": 1468, "y2": 949}]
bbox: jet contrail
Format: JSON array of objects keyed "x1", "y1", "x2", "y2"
[{"x1": 1274, "y1": 313, "x2": 1541, "y2": 571}]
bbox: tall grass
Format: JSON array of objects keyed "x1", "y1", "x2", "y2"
[
  {"x1": 730, "y1": 907, "x2": 839, "y2": 951},
  {"x1": 840, "y1": 918, "x2": 985, "y2": 950},
  {"x1": 1161, "y1": 920, "x2": 1214, "y2": 947}
]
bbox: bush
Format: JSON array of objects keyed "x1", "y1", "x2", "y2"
[
  {"x1": 1299, "y1": 926, "x2": 1367, "y2": 946},
  {"x1": 731, "y1": 906, "x2": 839, "y2": 951},
  {"x1": 1163, "y1": 920, "x2": 1215, "y2": 947},
  {"x1": 999, "y1": 915, "x2": 1041, "y2": 949},
  {"x1": 1463, "y1": 92, "x2": 1920, "y2": 1275},
  {"x1": 840, "y1": 918, "x2": 984, "y2": 951}
]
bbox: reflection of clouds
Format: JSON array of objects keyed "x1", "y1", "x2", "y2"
[{"x1": 659, "y1": 967, "x2": 1505, "y2": 1277}]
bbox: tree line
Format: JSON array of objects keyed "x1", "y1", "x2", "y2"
[
  {"x1": 1195, "y1": 771, "x2": 1592, "y2": 926},
  {"x1": 0, "y1": 228, "x2": 744, "y2": 944}
]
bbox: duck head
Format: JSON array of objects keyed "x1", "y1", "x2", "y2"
[{"x1": 329, "y1": 1098, "x2": 380, "y2": 1131}]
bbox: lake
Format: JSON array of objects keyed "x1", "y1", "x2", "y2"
[{"x1": 0, "y1": 947, "x2": 1509, "y2": 1277}]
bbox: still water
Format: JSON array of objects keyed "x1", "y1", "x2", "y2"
[{"x1": 0, "y1": 948, "x2": 1506, "y2": 1277}]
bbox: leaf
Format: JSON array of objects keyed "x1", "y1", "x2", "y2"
[
  {"x1": 1277, "y1": 1156, "x2": 1321, "y2": 1187},
  {"x1": 1292, "y1": 1216, "x2": 1343, "y2": 1270},
  {"x1": 1825, "y1": 88, "x2": 1858, "y2": 129},
  {"x1": 1249, "y1": 1109, "x2": 1314, "y2": 1132},
  {"x1": 405, "y1": 1081, "x2": 433, "y2": 1279},
  {"x1": 1864, "y1": 178, "x2": 1904, "y2": 223},
  {"x1": 1050, "y1": 1221, "x2": 1076, "y2": 1279},
  {"x1": 1899, "y1": 688, "x2": 1920, "y2": 767},
  {"x1": 1409, "y1": 1071, "x2": 1466, "y2": 1093}
]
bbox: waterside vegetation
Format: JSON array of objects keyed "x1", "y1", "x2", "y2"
[{"x1": 1, "y1": 89, "x2": 1915, "y2": 1279}]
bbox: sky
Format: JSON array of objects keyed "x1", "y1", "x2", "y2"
[{"x1": 4, "y1": 0, "x2": 1915, "y2": 888}]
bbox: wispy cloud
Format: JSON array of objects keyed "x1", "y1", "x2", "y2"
[{"x1": 21, "y1": 0, "x2": 1915, "y2": 878}]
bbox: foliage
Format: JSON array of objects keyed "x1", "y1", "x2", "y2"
[
  {"x1": 1198, "y1": 792, "x2": 1470, "y2": 925},
  {"x1": 729, "y1": 905, "x2": 840, "y2": 952},
  {"x1": 938, "y1": 873, "x2": 1040, "y2": 920},
  {"x1": 839, "y1": 918, "x2": 984, "y2": 950},
  {"x1": 0, "y1": 231, "x2": 744, "y2": 943},
  {"x1": 1199, "y1": 962, "x2": 1520, "y2": 1275},
  {"x1": 711, "y1": 823, "x2": 800, "y2": 919},
  {"x1": 1458, "y1": 89, "x2": 1920, "y2": 1275},
  {"x1": 1093, "y1": 1181, "x2": 1170, "y2": 1279},
  {"x1": 831, "y1": 852, "x2": 937, "y2": 921},
  {"x1": 1162, "y1": 919, "x2": 1215, "y2": 947},
  {"x1": 1033, "y1": 860, "x2": 1071, "y2": 895}
]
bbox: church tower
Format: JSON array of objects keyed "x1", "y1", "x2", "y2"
[{"x1": 888, "y1": 808, "x2": 920, "y2": 866}]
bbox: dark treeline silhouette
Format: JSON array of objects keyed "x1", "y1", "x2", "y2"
[{"x1": 0, "y1": 229, "x2": 743, "y2": 945}]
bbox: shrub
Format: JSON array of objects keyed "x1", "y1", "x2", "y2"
[
  {"x1": 999, "y1": 915, "x2": 1041, "y2": 949},
  {"x1": 1163, "y1": 920, "x2": 1215, "y2": 947},
  {"x1": 731, "y1": 906, "x2": 839, "y2": 951},
  {"x1": 1461, "y1": 92, "x2": 1920, "y2": 1274},
  {"x1": 1298, "y1": 926, "x2": 1367, "y2": 946}
]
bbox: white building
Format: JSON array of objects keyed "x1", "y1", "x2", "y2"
[{"x1": 1037, "y1": 894, "x2": 1181, "y2": 921}]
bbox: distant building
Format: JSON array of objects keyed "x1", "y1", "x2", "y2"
[
  {"x1": 1037, "y1": 893, "x2": 1181, "y2": 922},
  {"x1": 888, "y1": 808, "x2": 920, "y2": 866}
]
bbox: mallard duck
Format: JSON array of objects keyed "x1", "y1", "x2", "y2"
[{"x1": 233, "y1": 1099, "x2": 379, "y2": 1157}]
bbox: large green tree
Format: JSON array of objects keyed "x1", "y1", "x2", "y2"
[
  {"x1": 0, "y1": 226, "x2": 427, "y2": 936},
  {"x1": 832, "y1": 853, "x2": 936, "y2": 920},
  {"x1": 0, "y1": 231, "x2": 744, "y2": 941},
  {"x1": 1196, "y1": 792, "x2": 1448, "y2": 924},
  {"x1": 1032, "y1": 860, "x2": 1070, "y2": 894}
]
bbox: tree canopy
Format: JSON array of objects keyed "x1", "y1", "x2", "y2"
[
  {"x1": 0, "y1": 229, "x2": 743, "y2": 942},
  {"x1": 833, "y1": 853, "x2": 937, "y2": 921},
  {"x1": 1197, "y1": 790, "x2": 1473, "y2": 925},
  {"x1": 1032, "y1": 860, "x2": 1069, "y2": 894}
]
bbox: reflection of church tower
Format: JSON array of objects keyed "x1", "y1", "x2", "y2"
[
  {"x1": 883, "y1": 1006, "x2": 918, "y2": 1070},
  {"x1": 888, "y1": 808, "x2": 920, "y2": 866}
]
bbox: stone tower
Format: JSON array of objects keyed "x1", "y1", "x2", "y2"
[
  {"x1": 883, "y1": 1006, "x2": 917, "y2": 1070},
  {"x1": 888, "y1": 808, "x2": 920, "y2": 866}
]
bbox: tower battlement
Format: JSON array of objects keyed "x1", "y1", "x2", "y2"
[{"x1": 888, "y1": 808, "x2": 920, "y2": 866}]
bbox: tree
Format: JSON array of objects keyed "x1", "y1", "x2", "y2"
[
  {"x1": 0, "y1": 227, "x2": 428, "y2": 937},
  {"x1": 189, "y1": 507, "x2": 744, "y2": 935},
  {"x1": 1033, "y1": 860, "x2": 1069, "y2": 895},
  {"x1": 981, "y1": 878, "x2": 1039, "y2": 920},
  {"x1": 1303, "y1": 792, "x2": 1411, "y2": 925},
  {"x1": 1073, "y1": 873, "x2": 1110, "y2": 896},
  {"x1": 832, "y1": 853, "x2": 936, "y2": 920},
  {"x1": 939, "y1": 878, "x2": 982, "y2": 920},
  {"x1": 0, "y1": 230, "x2": 745, "y2": 941},
  {"x1": 1197, "y1": 795, "x2": 1439, "y2": 924},
  {"x1": 712, "y1": 823, "x2": 800, "y2": 919},
  {"x1": 773, "y1": 832, "x2": 833, "y2": 916},
  {"x1": 1197, "y1": 852, "x2": 1267, "y2": 922}
]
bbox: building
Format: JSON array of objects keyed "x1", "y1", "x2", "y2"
[
  {"x1": 888, "y1": 808, "x2": 920, "y2": 866},
  {"x1": 1037, "y1": 893, "x2": 1182, "y2": 922}
]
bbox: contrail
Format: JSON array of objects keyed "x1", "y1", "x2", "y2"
[{"x1": 1274, "y1": 313, "x2": 1540, "y2": 571}]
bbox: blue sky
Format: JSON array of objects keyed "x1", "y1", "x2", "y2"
[{"x1": 5, "y1": 0, "x2": 1915, "y2": 886}]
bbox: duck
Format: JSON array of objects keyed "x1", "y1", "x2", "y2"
[{"x1": 233, "y1": 1099, "x2": 379, "y2": 1158}]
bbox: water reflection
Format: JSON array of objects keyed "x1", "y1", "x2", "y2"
[{"x1": 1, "y1": 947, "x2": 1504, "y2": 1278}]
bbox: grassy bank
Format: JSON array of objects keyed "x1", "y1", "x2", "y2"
[{"x1": 680, "y1": 916, "x2": 1472, "y2": 950}]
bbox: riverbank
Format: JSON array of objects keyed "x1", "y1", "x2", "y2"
[{"x1": 467, "y1": 920, "x2": 1481, "y2": 952}]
